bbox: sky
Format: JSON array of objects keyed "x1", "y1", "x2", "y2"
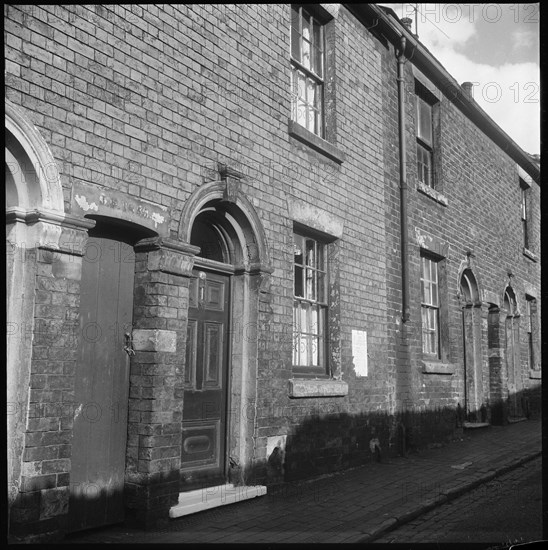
[{"x1": 378, "y1": 3, "x2": 540, "y2": 156}]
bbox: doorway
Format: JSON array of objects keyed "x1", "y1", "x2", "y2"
[
  {"x1": 460, "y1": 269, "x2": 484, "y2": 422},
  {"x1": 68, "y1": 225, "x2": 137, "y2": 531},
  {"x1": 181, "y1": 210, "x2": 234, "y2": 490},
  {"x1": 503, "y1": 287, "x2": 522, "y2": 419}
]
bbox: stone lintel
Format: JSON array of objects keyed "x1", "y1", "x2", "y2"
[
  {"x1": 132, "y1": 329, "x2": 177, "y2": 353},
  {"x1": 71, "y1": 180, "x2": 170, "y2": 236},
  {"x1": 288, "y1": 198, "x2": 344, "y2": 240},
  {"x1": 288, "y1": 379, "x2": 348, "y2": 398},
  {"x1": 414, "y1": 228, "x2": 450, "y2": 257},
  {"x1": 421, "y1": 361, "x2": 455, "y2": 375}
]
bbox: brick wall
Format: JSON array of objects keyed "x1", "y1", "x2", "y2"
[{"x1": 5, "y1": 3, "x2": 540, "y2": 539}]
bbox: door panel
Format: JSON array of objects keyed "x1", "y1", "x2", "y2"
[
  {"x1": 69, "y1": 236, "x2": 134, "y2": 532},
  {"x1": 182, "y1": 269, "x2": 230, "y2": 489}
]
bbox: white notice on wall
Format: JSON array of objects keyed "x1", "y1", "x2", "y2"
[{"x1": 352, "y1": 329, "x2": 368, "y2": 377}]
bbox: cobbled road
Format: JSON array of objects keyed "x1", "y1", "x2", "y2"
[{"x1": 375, "y1": 456, "x2": 542, "y2": 545}]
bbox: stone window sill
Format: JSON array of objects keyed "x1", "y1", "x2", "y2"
[
  {"x1": 523, "y1": 248, "x2": 538, "y2": 262},
  {"x1": 422, "y1": 360, "x2": 455, "y2": 374},
  {"x1": 288, "y1": 378, "x2": 348, "y2": 398},
  {"x1": 288, "y1": 119, "x2": 345, "y2": 165},
  {"x1": 417, "y1": 182, "x2": 448, "y2": 207},
  {"x1": 529, "y1": 369, "x2": 541, "y2": 379}
]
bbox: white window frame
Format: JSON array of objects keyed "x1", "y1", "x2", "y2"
[
  {"x1": 290, "y1": 5, "x2": 325, "y2": 137},
  {"x1": 293, "y1": 232, "x2": 328, "y2": 376},
  {"x1": 421, "y1": 255, "x2": 440, "y2": 357}
]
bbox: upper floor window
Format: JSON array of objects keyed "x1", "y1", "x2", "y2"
[
  {"x1": 290, "y1": 5, "x2": 325, "y2": 137},
  {"x1": 520, "y1": 178, "x2": 529, "y2": 249},
  {"x1": 293, "y1": 232, "x2": 328, "y2": 376},
  {"x1": 416, "y1": 82, "x2": 438, "y2": 189},
  {"x1": 421, "y1": 254, "x2": 440, "y2": 357}
]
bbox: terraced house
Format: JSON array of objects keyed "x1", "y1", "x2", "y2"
[{"x1": 5, "y1": 3, "x2": 540, "y2": 542}]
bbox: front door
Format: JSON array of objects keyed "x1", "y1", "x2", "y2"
[
  {"x1": 181, "y1": 268, "x2": 230, "y2": 490},
  {"x1": 69, "y1": 234, "x2": 135, "y2": 531},
  {"x1": 505, "y1": 316, "x2": 522, "y2": 419},
  {"x1": 462, "y1": 306, "x2": 483, "y2": 422}
]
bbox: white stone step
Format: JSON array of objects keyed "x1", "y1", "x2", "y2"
[{"x1": 169, "y1": 483, "x2": 267, "y2": 518}]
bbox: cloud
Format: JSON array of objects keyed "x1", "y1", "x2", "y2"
[
  {"x1": 431, "y1": 48, "x2": 540, "y2": 154},
  {"x1": 378, "y1": 3, "x2": 540, "y2": 154},
  {"x1": 511, "y1": 29, "x2": 536, "y2": 52}
]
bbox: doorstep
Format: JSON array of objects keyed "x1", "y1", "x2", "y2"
[
  {"x1": 463, "y1": 422, "x2": 489, "y2": 429},
  {"x1": 508, "y1": 416, "x2": 528, "y2": 424},
  {"x1": 169, "y1": 484, "x2": 268, "y2": 518}
]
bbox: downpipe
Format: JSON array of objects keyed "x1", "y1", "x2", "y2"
[{"x1": 397, "y1": 35, "x2": 410, "y2": 323}]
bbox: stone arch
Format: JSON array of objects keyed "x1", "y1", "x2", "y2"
[
  {"x1": 503, "y1": 285, "x2": 518, "y2": 316},
  {"x1": 179, "y1": 180, "x2": 271, "y2": 271},
  {"x1": 5, "y1": 99, "x2": 64, "y2": 214},
  {"x1": 459, "y1": 268, "x2": 480, "y2": 305},
  {"x1": 179, "y1": 180, "x2": 273, "y2": 485}
]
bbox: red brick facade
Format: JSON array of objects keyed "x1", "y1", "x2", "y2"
[{"x1": 5, "y1": 4, "x2": 540, "y2": 541}]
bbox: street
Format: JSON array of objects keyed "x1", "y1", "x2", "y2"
[{"x1": 375, "y1": 456, "x2": 542, "y2": 545}]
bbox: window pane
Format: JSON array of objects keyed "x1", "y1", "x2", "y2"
[
  {"x1": 417, "y1": 144, "x2": 432, "y2": 187},
  {"x1": 294, "y1": 234, "x2": 304, "y2": 264},
  {"x1": 309, "y1": 304, "x2": 318, "y2": 335},
  {"x1": 291, "y1": 7, "x2": 301, "y2": 61},
  {"x1": 417, "y1": 97, "x2": 432, "y2": 144},
  {"x1": 310, "y1": 335, "x2": 318, "y2": 365},
  {"x1": 305, "y1": 238, "x2": 316, "y2": 267},
  {"x1": 302, "y1": 38, "x2": 311, "y2": 70},
  {"x1": 431, "y1": 281, "x2": 438, "y2": 307},
  {"x1": 305, "y1": 267, "x2": 315, "y2": 300},
  {"x1": 317, "y1": 271, "x2": 325, "y2": 303},
  {"x1": 421, "y1": 310, "x2": 430, "y2": 354},
  {"x1": 312, "y1": 21, "x2": 323, "y2": 76},
  {"x1": 294, "y1": 265, "x2": 304, "y2": 297},
  {"x1": 302, "y1": 11, "x2": 311, "y2": 41},
  {"x1": 308, "y1": 106, "x2": 316, "y2": 133}
]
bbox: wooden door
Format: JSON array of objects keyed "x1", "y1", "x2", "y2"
[
  {"x1": 181, "y1": 268, "x2": 230, "y2": 490},
  {"x1": 505, "y1": 316, "x2": 522, "y2": 418},
  {"x1": 462, "y1": 307, "x2": 483, "y2": 422},
  {"x1": 69, "y1": 235, "x2": 135, "y2": 531}
]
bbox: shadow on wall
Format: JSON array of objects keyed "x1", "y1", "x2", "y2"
[
  {"x1": 8, "y1": 386, "x2": 540, "y2": 541},
  {"x1": 240, "y1": 385, "x2": 541, "y2": 487}
]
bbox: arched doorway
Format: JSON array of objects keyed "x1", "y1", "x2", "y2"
[
  {"x1": 179, "y1": 181, "x2": 272, "y2": 491},
  {"x1": 459, "y1": 269, "x2": 484, "y2": 422},
  {"x1": 5, "y1": 100, "x2": 65, "y2": 518},
  {"x1": 503, "y1": 286, "x2": 522, "y2": 419},
  {"x1": 181, "y1": 208, "x2": 236, "y2": 489}
]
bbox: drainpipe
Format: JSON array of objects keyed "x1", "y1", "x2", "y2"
[{"x1": 397, "y1": 35, "x2": 410, "y2": 323}]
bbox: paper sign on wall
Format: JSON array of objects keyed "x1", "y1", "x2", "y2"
[{"x1": 352, "y1": 329, "x2": 368, "y2": 377}]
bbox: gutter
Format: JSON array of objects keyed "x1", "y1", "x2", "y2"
[{"x1": 344, "y1": 3, "x2": 540, "y2": 184}]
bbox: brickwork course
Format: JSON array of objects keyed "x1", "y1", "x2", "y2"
[{"x1": 5, "y1": 3, "x2": 540, "y2": 542}]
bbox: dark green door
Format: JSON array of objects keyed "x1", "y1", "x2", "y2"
[
  {"x1": 181, "y1": 268, "x2": 230, "y2": 490},
  {"x1": 69, "y1": 235, "x2": 135, "y2": 531}
]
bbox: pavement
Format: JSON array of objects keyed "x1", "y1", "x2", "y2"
[{"x1": 64, "y1": 417, "x2": 542, "y2": 544}]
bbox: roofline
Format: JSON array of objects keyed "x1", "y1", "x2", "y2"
[{"x1": 344, "y1": 3, "x2": 540, "y2": 184}]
